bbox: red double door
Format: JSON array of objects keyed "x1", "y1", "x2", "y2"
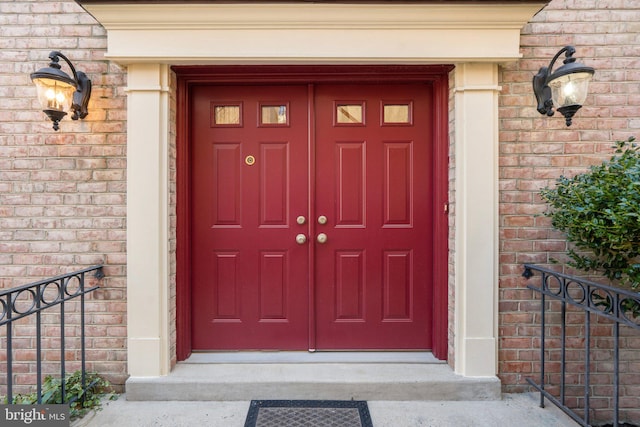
[{"x1": 191, "y1": 83, "x2": 434, "y2": 350}]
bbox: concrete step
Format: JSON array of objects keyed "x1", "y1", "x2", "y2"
[{"x1": 125, "y1": 354, "x2": 501, "y2": 401}]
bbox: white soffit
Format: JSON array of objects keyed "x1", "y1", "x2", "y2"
[{"x1": 82, "y1": 3, "x2": 546, "y2": 64}]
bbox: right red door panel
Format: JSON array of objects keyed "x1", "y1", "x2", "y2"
[{"x1": 314, "y1": 84, "x2": 434, "y2": 349}]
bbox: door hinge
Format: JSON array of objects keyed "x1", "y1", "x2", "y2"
[{"x1": 444, "y1": 203, "x2": 449, "y2": 214}]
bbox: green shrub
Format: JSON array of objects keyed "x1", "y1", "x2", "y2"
[
  {"x1": 8, "y1": 371, "x2": 116, "y2": 419},
  {"x1": 540, "y1": 136, "x2": 640, "y2": 290}
]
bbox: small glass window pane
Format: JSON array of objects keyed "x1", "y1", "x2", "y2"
[
  {"x1": 384, "y1": 104, "x2": 410, "y2": 124},
  {"x1": 214, "y1": 105, "x2": 240, "y2": 125},
  {"x1": 261, "y1": 105, "x2": 288, "y2": 125},
  {"x1": 337, "y1": 105, "x2": 363, "y2": 124}
]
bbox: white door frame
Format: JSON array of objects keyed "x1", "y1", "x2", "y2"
[{"x1": 79, "y1": 1, "x2": 546, "y2": 379}]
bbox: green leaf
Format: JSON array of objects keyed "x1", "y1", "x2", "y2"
[{"x1": 541, "y1": 136, "x2": 640, "y2": 291}]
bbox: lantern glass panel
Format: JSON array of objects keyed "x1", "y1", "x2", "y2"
[
  {"x1": 548, "y1": 71, "x2": 592, "y2": 108},
  {"x1": 33, "y1": 77, "x2": 75, "y2": 113}
]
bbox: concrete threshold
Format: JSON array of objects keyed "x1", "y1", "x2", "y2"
[
  {"x1": 185, "y1": 351, "x2": 443, "y2": 364},
  {"x1": 126, "y1": 353, "x2": 501, "y2": 402}
]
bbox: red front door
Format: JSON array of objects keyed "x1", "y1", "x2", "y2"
[
  {"x1": 191, "y1": 83, "x2": 433, "y2": 350},
  {"x1": 314, "y1": 84, "x2": 433, "y2": 349},
  {"x1": 191, "y1": 85, "x2": 310, "y2": 349}
]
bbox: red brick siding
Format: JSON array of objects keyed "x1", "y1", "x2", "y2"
[
  {"x1": 447, "y1": 70, "x2": 457, "y2": 369},
  {"x1": 169, "y1": 70, "x2": 178, "y2": 369},
  {"x1": 0, "y1": 0, "x2": 127, "y2": 392},
  {"x1": 499, "y1": 0, "x2": 640, "y2": 422}
]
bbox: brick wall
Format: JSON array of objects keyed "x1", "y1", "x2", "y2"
[
  {"x1": 169, "y1": 70, "x2": 178, "y2": 369},
  {"x1": 0, "y1": 0, "x2": 128, "y2": 392},
  {"x1": 1, "y1": 0, "x2": 639, "y2": 417},
  {"x1": 499, "y1": 0, "x2": 640, "y2": 422},
  {"x1": 447, "y1": 70, "x2": 457, "y2": 369}
]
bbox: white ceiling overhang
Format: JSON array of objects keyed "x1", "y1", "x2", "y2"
[{"x1": 77, "y1": 2, "x2": 547, "y2": 65}]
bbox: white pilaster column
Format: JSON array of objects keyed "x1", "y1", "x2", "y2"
[
  {"x1": 453, "y1": 62, "x2": 500, "y2": 377},
  {"x1": 126, "y1": 63, "x2": 171, "y2": 377}
]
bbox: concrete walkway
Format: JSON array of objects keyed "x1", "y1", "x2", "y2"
[{"x1": 73, "y1": 393, "x2": 578, "y2": 427}]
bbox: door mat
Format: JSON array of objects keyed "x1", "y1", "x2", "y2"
[{"x1": 244, "y1": 400, "x2": 373, "y2": 427}]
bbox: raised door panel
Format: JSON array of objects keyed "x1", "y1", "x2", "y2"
[
  {"x1": 336, "y1": 143, "x2": 366, "y2": 227},
  {"x1": 335, "y1": 250, "x2": 365, "y2": 320},
  {"x1": 260, "y1": 143, "x2": 289, "y2": 227},
  {"x1": 384, "y1": 142, "x2": 413, "y2": 226}
]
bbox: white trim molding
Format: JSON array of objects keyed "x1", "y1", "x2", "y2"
[
  {"x1": 453, "y1": 62, "x2": 501, "y2": 377},
  {"x1": 81, "y1": 3, "x2": 544, "y2": 64},
  {"x1": 125, "y1": 63, "x2": 172, "y2": 377}
]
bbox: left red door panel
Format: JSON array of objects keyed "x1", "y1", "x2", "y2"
[{"x1": 191, "y1": 85, "x2": 309, "y2": 350}]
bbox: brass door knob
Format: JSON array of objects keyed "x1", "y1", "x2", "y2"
[
  {"x1": 317, "y1": 233, "x2": 328, "y2": 244},
  {"x1": 296, "y1": 234, "x2": 307, "y2": 245}
]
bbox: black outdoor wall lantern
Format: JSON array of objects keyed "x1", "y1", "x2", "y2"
[
  {"x1": 31, "y1": 51, "x2": 92, "y2": 131},
  {"x1": 533, "y1": 45, "x2": 594, "y2": 126}
]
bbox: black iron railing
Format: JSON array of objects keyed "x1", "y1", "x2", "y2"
[
  {"x1": 523, "y1": 264, "x2": 640, "y2": 427},
  {"x1": 0, "y1": 265, "x2": 103, "y2": 404}
]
